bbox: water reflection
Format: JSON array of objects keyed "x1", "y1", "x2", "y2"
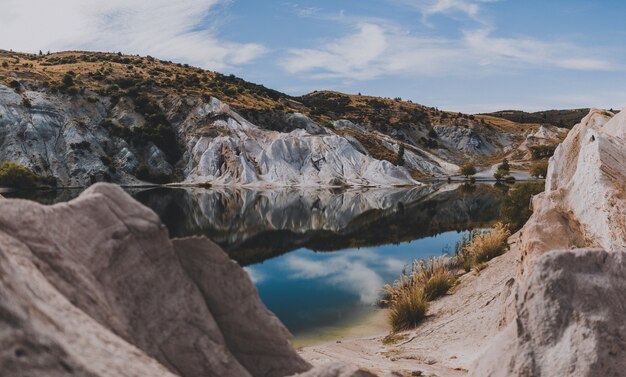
[{"x1": 132, "y1": 182, "x2": 502, "y2": 265}]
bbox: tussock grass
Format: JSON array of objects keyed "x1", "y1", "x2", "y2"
[
  {"x1": 382, "y1": 223, "x2": 511, "y2": 333},
  {"x1": 387, "y1": 287, "x2": 429, "y2": 332},
  {"x1": 462, "y1": 223, "x2": 510, "y2": 265}
]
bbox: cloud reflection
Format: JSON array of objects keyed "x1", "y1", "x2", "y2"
[{"x1": 280, "y1": 248, "x2": 407, "y2": 305}]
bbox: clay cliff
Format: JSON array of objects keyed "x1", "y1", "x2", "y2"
[{"x1": 0, "y1": 183, "x2": 373, "y2": 377}]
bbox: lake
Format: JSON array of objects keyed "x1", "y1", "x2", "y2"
[{"x1": 5, "y1": 182, "x2": 504, "y2": 345}]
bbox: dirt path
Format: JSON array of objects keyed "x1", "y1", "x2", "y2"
[{"x1": 297, "y1": 234, "x2": 520, "y2": 376}]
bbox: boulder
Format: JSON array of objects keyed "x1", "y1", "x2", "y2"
[
  {"x1": 0, "y1": 183, "x2": 318, "y2": 377},
  {"x1": 471, "y1": 249, "x2": 626, "y2": 377}
]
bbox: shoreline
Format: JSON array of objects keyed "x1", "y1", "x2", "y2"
[
  {"x1": 293, "y1": 309, "x2": 389, "y2": 349},
  {"x1": 297, "y1": 233, "x2": 521, "y2": 376}
]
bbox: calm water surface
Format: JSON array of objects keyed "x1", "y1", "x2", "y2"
[{"x1": 7, "y1": 183, "x2": 503, "y2": 343}]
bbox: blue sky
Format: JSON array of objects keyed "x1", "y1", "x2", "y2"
[{"x1": 1, "y1": 0, "x2": 625, "y2": 112}]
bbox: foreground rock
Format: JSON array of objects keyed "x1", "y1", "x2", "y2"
[
  {"x1": 470, "y1": 108, "x2": 626, "y2": 376},
  {"x1": 472, "y1": 249, "x2": 626, "y2": 377},
  {"x1": 0, "y1": 183, "x2": 371, "y2": 377}
]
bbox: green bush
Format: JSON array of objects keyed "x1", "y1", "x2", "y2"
[
  {"x1": 0, "y1": 161, "x2": 38, "y2": 189},
  {"x1": 459, "y1": 162, "x2": 476, "y2": 178},
  {"x1": 499, "y1": 182, "x2": 545, "y2": 231}
]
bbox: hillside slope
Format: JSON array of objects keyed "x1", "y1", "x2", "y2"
[{"x1": 0, "y1": 50, "x2": 559, "y2": 186}]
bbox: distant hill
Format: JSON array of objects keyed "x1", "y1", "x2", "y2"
[{"x1": 481, "y1": 109, "x2": 591, "y2": 128}]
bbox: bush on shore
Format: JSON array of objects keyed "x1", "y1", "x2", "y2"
[{"x1": 0, "y1": 161, "x2": 39, "y2": 189}]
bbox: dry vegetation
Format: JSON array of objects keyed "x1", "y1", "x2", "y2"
[{"x1": 382, "y1": 223, "x2": 511, "y2": 333}]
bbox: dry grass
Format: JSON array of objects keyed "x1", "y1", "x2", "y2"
[
  {"x1": 382, "y1": 256, "x2": 457, "y2": 332},
  {"x1": 464, "y1": 223, "x2": 510, "y2": 264},
  {"x1": 383, "y1": 223, "x2": 511, "y2": 333},
  {"x1": 387, "y1": 287, "x2": 429, "y2": 332}
]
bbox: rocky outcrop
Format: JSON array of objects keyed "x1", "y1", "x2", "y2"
[
  {"x1": 471, "y1": 108, "x2": 626, "y2": 376},
  {"x1": 519, "y1": 108, "x2": 624, "y2": 274},
  {"x1": 472, "y1": 249, "x2": 626, "y2": 377},
  {"x1": 183, "y1": 99, "x2": 416, "y2": 186},
  {"x1": 0, "y1": 183, "x2": 371, "y2": 377}
]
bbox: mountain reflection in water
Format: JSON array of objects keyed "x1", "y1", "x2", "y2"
[{"x1": 132, "y1": 183, "x2": 502, "y2": 266}]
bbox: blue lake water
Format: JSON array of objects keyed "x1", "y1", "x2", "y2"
[
  {"x1": 7, "y1": 182, "x2": 503, "y2": 343},
  {"x1": 246, "y1": 231, "x2": 467, "y2": 340}
]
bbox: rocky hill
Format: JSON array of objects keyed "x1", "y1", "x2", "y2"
[{"x1": 0, "y1": 50, "x2": 558, "y2": 187}]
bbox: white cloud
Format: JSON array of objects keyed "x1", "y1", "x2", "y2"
[
  {"x1": 282, "y1": 22, "x2": 617, "y2": 81},
  {"x1": 422, "y1": 0, "x2": 481, "y2": 18},
  {"x1": 0, "y1": 0, "x2": 266, "y2": 70}
]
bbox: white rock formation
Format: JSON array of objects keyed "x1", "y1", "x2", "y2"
[
  {"x1": 471, "y1": 108, "x2": 626, "y2": 376},
  {"x1": 0, "y1": 183, "x2": 374, "y2": 377},
  {"x1": 519, "y1": 108, "x2": 625, "y2": 273},
  {"x1": 183, "y1": 99, "x2": 417, "y2": 187},
  {"x1": 1, "y1": 82, "x2": 540, "y2": 187}
]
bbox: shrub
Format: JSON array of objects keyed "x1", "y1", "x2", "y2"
[
  {"x1": 530, "y1": 144, "x2": 557, "y2": 159},
  {"x1": 499, "y1": 182, "x2": 545, "y2": 231},
  {"x1": 530, "y1": 161, "x2": 548, "y2": 178},
  {"x1": 9, "y1": 80, "x2": 20, "y2": 90},
  {"x1": 459, "y1": 162, "x2": 476, "y2": 178},
  {"x1": 1, "y1": 61, "x2": 8, "y2": 68},
  {"x1": 0, "y1": 161, "x2": 38, "y2": 189},
  {"x1": 497, "y1": 159, "x2": 510, "y2": 174},
  {"x1": 387, "y1": 287, "x2": 429, "y2": 332},
  {"x1": 62, "y1": 73, "x2": 74, "y2": 87}
]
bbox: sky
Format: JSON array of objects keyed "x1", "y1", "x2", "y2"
[{"x1": 1, "y1": 0, "x2": 625, "y2": 112}]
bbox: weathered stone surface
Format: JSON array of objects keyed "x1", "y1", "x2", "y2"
[
  {"x1": 173, "y1": 237, "x2": 311, "y2": 376},
  {"x1": 519, "y1": 108, "x2": 626, "y2": 274},
  {"x1": 0, "y1": 183, "x2": 316, "y2": 377},
  {"x1": 472, "y1": 108, "x2": 626, "y2": 376},
  {"x1": 471, "y1": 249, "x2": 626, "y2": 377}
]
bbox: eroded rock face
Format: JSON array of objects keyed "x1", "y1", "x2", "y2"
[
  {"x1": 471, "y1": 108, "x2": 626, "y2": 376},
  {"x1": 519, "y1": 108, "x2": 626, "y2": 274},
  {"x1": 0, "y1": 183, "x2": 374, "y2": 377},
  {"x1": 472, "y1": 249, "x2": 626, "y2": 377},
  {"x1": 184, "y1": 99, "x2": 417, "y2": 187}
]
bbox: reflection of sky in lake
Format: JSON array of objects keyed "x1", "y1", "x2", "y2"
[{"x1": 245, "y1": 230, "x2": 467, "y2": 337}]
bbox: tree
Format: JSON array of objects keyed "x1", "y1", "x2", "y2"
[
  {"x1": 62, "y1": 73, "x2": 74, "y2": 87},
  {"x1": 530, "y1": 161, "x2": 549, "y2": 178},
  {"x1": 493, "y1": 171, "x2": 503, "y2": 181},
  {"x1": 497, "y1": 158, "x2": 510, "y2": 174},
  {"x1": 459, "y1": 162, "x2": 477, "y2": 178}
]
